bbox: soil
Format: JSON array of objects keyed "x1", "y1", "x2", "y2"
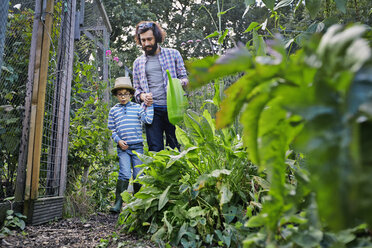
[{"x1": 1, "y1": 212, "x2": 157, "y2": 247}]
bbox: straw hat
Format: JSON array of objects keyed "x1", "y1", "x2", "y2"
[{"x1": 111, "y1": 77, "x2": 135, "y2": 94}]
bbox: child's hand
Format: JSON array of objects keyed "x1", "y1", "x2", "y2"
[
  {"x1": 118, "y1": 140, "x2": 128, "y2": 150},
  {"x1": 142, "y1": 93, "x2": 153, "y2": 106}
]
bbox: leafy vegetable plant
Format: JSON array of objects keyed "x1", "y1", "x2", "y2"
[
  {"x1": 118, "y1": 109, "x2": 268, "y2": 247},
  {"x1": 187, "y1": 24, "x2": 372, "y2": 247}
]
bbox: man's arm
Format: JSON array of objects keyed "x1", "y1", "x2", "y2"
[
  {"x1": 174, "y1": 50, "x2": 189, "y2": 88},
  {"x1": 133, "y1": 59, "x2": 143, "y2": 103}
]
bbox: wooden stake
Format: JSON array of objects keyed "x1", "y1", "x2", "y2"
[{"x1": 25, "y1": 0, "x2": 55, "y2": 201}]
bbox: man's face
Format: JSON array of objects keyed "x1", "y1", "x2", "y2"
[{"x1": 140, "y1": 29, "x2": 157, "y2": 55}]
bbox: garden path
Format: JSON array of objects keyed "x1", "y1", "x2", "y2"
[{"x1": 1, "y1": 212, "x2": 156, "y2": 247}]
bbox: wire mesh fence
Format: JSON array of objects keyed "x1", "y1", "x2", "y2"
[
  {"x1": 0, "y1": 1, "x2": 35, "y2": 201},
  {"x1": 0, "y1": 0, "x2": 111, "y2": 223},
  {"x1": 1, "y1": 0, "x2": 77, "y2": 202},
  {"x1": 65, "y1": 0, "x2": 112, "y2": 189},
  {"x1": 74, "y1": 0, "x2": 111, "y2": 101},
  {"x1": 37, "y1": 0, "x2": 75, "y2": 198}
]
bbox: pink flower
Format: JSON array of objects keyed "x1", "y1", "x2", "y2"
[
  {"x1": 196, "y1": 39, "x2": 202, "y2": 43},
  {"x1": 187, "y1": 40, "x2": 193, "y2": 43},
  {"x1": 113, "y1": 57, "x2": 119, "y2": 62},
  {"x1": 181, "y1": 42, "x2": 186, "y2": 46},
  {"x1": 118, "y1": 61, "x2": 123, "y2": 67},
  {"x1": 105, "y1": 50, "x2": 111, "y2": 56}
]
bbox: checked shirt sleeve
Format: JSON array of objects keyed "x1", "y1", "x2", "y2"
[
  {"x1": 133, "y1": 58, "x2": 143, "y2": 103},
  {"x1": 174, "y1": 49, "x2": 188, "y2": 80}
]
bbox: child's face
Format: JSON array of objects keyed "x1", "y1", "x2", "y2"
[{"x1": 116, "y1": 89, "x2": 132, "y2": 105}]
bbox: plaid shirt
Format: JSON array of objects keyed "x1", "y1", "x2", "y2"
[{"x1": 133, "y1": 46, "x2": 188, "y2": 102}]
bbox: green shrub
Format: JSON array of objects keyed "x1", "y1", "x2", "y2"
[{"x1": 118, "y1": 110, "x2": 268, "y2": 247}]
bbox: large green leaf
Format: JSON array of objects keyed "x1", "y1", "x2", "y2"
[
  {"x1": 252, "y1": 30, "x2": 267, "y2": 56},
  {"x1": 216, "y1": 73, "x2": 258, "y2": 129},
  {"x1": 305, "y1": 0, "x2": 321, "y2": 19},
  {"x1": 187, "y1": 45, "x2": 252, "y2": 88},
  {"x1": 158, "y1": 185, "x2": 171, "y2": 211},
  {"x1": 219, "y1": 183, "x2": 233, "y2": 206},
  {"x1": 175, "y1": 126, "x2": 193, "y2": 148},
  {"x1": 184, "y1": 110, "x2": 204, "y2": 144},
  {"x1": 262, "y1": 0, "x2": 275, "y2": 9},
  {"x1": 166, "y1": 146, "x2": 198, "y2": 168},
  {"x1": 246, "y1": 215, "x2": 266, "y2": 228},
  {"x1": 243, "y1": 22, "x2": 260, "y2": 33},
  {"x1": 334, "y1": 0, "x2": 347, "y2": 13},
  {"x1": 274, "y1": 0, "x2": 294, "y2": 10},
  {"x1": 292, "y1": 228, "x2": 323, "y2": 248},
  {"x1": 240, "y1": 92, "x2": 271, "y2": 165},
  {"x1": 218, "y1": 29, "x2": 229, "y2": 44},
  {"x1": 187, "y1": 206, "x2": 206, "y2": 219}
]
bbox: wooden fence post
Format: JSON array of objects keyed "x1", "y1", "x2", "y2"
[
  {"x1": 15, "y1": 0, "x2": 41, "y2": 202},
  {"x1": 59, "y1": 0, "x2": 77, "y2": 196},
  {"x1": 24, "y1": 0, "x2": 55, "y2": 215}
]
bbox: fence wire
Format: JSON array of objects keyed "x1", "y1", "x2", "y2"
[
  {"x1": 1, "y1": 0, "x2": 110, "y2": 201},
  {"x1": 38, "y1": 0, "x2": 74, "y2": 198},
  {"x1": 0, "y1": 0, "x2": 75, "y2": 201},
  {"x1": 0, "y1": 1, "x2": 35, "y2": 201},
  {"x1": 76, "y1": 0, "x2": 109, "y2": 83},
  {"x1": 71, "y1": 0, "x2": 110, "y2": 110}
]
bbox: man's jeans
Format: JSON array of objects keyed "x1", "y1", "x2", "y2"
[
  {"x1": 117, "y1": 143, "x2": 144, "y2": 180},
  {"x1": 145, "y1": 106, "x2": 180, "y2": 152}
]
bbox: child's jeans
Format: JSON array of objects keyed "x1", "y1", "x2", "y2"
[{"x1": 117, "y1": 143, "x2": 144, "y2": 181}]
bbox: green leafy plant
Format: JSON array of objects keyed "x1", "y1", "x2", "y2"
[
  {"x1": 0, "y1": 197, "x2": 26, "y2": 239},
  {"x1": 117, "y1": 109, "x2": 268, "y2": 247},
  {"x1": 187, "y1": 24, "x2": 372, "y2": 246},
  {"x1": 0, "y1": 6, "x2": 34, "y2": 201},
  {"x1": 65, "y1": 55, "x2": 115, "y2": 216},
  {"x1": 0, "y1": 209, "x2": 26, "y2": 238}
]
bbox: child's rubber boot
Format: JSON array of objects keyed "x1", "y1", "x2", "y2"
[{"x1": 110, "y1": 179, "x2": 129, "y2": 213}]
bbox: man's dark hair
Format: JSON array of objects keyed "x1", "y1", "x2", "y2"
[{"x1": 135, "y1": 21, "x2": 166, "y2": 45}]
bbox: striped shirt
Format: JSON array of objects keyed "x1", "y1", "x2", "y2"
[
  {"x1": 108, "y1": 102, "x2": 154, "y2": 145},
  {"x1": 133, "y1": 46, "x2": 188, "y2": 103}
]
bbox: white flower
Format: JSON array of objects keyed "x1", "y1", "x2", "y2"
[{"x1": 13, "y1": 4, "x2": 21, "y2": 10}]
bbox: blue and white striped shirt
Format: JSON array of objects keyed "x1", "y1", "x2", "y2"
[{"x1": 108, "y1": 102, "x2": 154, "y2": 145}]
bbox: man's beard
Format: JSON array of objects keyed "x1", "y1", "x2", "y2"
[{"x1": 143, "y1": 43, "x2": 158, "y2": 56}]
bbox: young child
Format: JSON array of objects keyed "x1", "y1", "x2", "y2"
[{"x1": 108, "y1": 77, "x2": 153, "y2": 213}]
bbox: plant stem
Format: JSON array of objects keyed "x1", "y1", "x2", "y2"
[{"x1": 354, "y1": 0, "x2": 360, "y2": 22}]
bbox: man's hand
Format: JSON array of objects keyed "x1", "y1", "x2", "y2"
[
  {"x1": 141, "y1": 93, "x2": 153, "y2": 106},
  {"x1": 181, "y1": 78, "x2": 189, "y2": 90},
  {"x1": 118, "y1": 140, "x2": 128, "y2": 150}
]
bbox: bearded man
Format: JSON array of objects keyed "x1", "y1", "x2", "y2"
[{"x1": 132, "y1": 21, "x2": 188, "y2": 152}]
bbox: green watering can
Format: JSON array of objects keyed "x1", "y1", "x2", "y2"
[{"x1": 166, "y1": 69, "x2": 188, "y2": 125}]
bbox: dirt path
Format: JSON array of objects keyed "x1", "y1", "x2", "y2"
[{"x1": 1, "y1": 213, "x2": 156, "y2": 247}]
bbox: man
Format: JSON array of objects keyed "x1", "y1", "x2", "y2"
[{"x1": 132, "y1": 21, "x2": 188, "y2": 152}]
